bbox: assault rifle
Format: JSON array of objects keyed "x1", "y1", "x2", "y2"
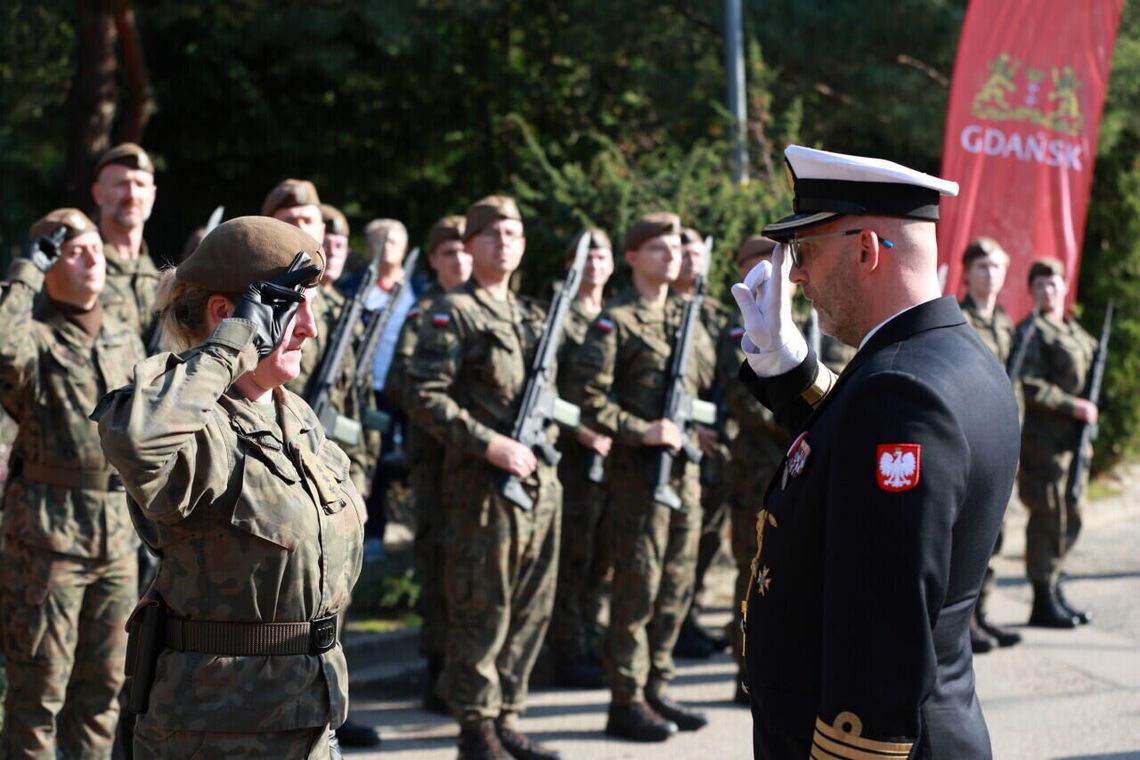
[
  {"x1": 1006, "y1": 318, "x2": 1037, "y2": 381},
  {"x1": 501, "y1": 233, "x2": 589, "y2": 510},
  {"x1": 1065, "y1": 299, "x2": 1113, "y2": 504},
  {"x1": 306, "y1": 242, "x2": 385, "y2": 446},
  {"x1": 353, "y1": 242, "x2": 421, "y2": 433},
  {"x1": 652, "y1": 236, "x2": 719, "y2": 510}
]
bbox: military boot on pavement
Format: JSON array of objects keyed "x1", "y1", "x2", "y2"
[
  {"x1": 458, "y1": 720, "x2": 515, "y2": 760},
  {"x1": 647, "y1": 695, "x2": 709, "y2": 731},
  {"x1": 605, "y1": 702, "x2": 678, "y2": 742},
  {"x1": 497, "y1": 726, "x2": 561, "y2": 760},
  {"x1": 976, "y1": 611, "x2": 1022, "y2": 647},
  {"x1": 336, "y1": 719, "x2": 381, "y2": 748},
  {"x1": 1055, "y1": 580, "x2": 1092, "y2": 625},
  {"x1": 969, "y1": 613, "x2": 995, "y2": 654},
  {"x1": 1028, "y1": 582, "x2": 1079, "y2": 628}
]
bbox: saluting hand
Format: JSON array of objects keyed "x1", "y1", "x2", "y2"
[
  {"x1": 233, "y1": 252, "x2": 322, "y2": 358},
  {"x1": 730, "y1": 243, "x2": 808, "y2": 377},
  {"x1": 25, "y1": 226, "x2": 66, "y2": 274}
]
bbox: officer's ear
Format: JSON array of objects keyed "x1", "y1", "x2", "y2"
[
  {"x1": 205, "y1": 294, "x2": 236, "y2": 331},
  {"x1": 856, "y1": 229, "x2": 883, "y2": 276}
]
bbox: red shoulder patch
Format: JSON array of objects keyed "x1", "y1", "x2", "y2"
[
  {"x1": 431, "y1": 312, "x2": 451, "y2": 327},
  {"x1": 876, "y1": 443, "x2": 921, "y2": 492},
  {"x1": 729, "y1": 326, "x2": 746, "y2": 340},
  {"x1": 407, "y1": 307, "x2": 421, "y2": 320},
  {"x1": 595, "y1": 317, "x2": 615, "y2": 334}
]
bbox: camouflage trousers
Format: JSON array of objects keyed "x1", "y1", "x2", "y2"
[
  {"x1": 439, "y1": 461, "x2": 561, "y2": 722},
  {"x1": 549, "y1": 447, "x2": 610, "y2": 664},
  {"x1": 0, "y1": 540, "x2": 136, "y2": 760},
  {"x1": 605, "y1": 452, "x2": 701, "y2": 704},
  {"x1": 133, "y1": 715, "x2": 329, "y2": 759},
  {"x1": 1020, "y1": 469, "x2": 1083, "y2": 585},
  {"x1": 412, "y1": 456, "x2": 448, "y2": 658}
]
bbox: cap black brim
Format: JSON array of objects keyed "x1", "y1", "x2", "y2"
[{"x1": 761, "y1": 211, "x2": 841, "y2": 241}]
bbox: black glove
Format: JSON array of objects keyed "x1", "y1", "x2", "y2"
[
  {"x1": 232, "y1": 252, "x2": 322, "y2": 358},
  {"x1": 24, "y1": 226, "x2": 67, "y2": 273}
]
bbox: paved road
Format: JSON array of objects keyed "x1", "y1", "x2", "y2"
[{"x1": 345, "y1": 477, "x2": 1140, "y2": 759}]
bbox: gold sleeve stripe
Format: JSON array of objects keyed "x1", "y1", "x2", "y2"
[
  {"x1": 801, "y1": 364, "x2": 837, "y2": 405},
  {"x1": 814, "y1": 714, "x2": 914, "y2": 755},
  {"x1": 812, "y1": 733, "x2": 910, "y2": 760},
  {"x1": 811, "y1": 742, "x2": 846, "y2": 760}
]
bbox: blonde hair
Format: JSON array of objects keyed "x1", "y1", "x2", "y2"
[{"x1": 153, "y1": 270, "x2": 226, "y2": 352}]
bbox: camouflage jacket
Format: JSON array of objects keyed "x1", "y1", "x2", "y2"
[
  {"x1": 960, "y1": 294, "x2": 1014, "y2": 365},
  {"x1": 287, "y1": 284, "x2": 376, "y2": 493},
  {"x1": 387, "y1": 283, "x2": 444, "y2": 461},
  {"x1": 1017, "y1": 311, "x2": 1097, "y2": 473},
  {"x1": 0, "y1": 258, "x2": 144, "y2": 559},
  {"x1": 93, "y1": 319, "x2": 364, "y2": 733},
  {"x1": 717, "y1": 318, "x2": 787, "y2": 511},
  {"x1": 407, "y1": 279, "x2": 554, "y2": 482},
  {"x1": 100, "y1": 240, "x2": 162, "y2": 345},
  {"x1": 568, "y1": 288, "x2": 715, "y2": 490}
]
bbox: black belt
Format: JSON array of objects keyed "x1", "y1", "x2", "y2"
[{"x1": 165, "y1": 613, "x2": 339, "y2": 656}]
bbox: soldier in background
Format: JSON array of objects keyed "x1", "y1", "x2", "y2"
[
  {"x1": 959, "y1": 237, "x2": 1022, "y2": 651},
  {"x1": 717, "y1": 236, "x2": 790, "y2": 705},
  {"x1": 385, "y1": 214, "x2": 471, "y2": 714},
  {"x1": 1017, "y1": 258, "x2": 1098, "y2": 629},
  {"x1": 569, "y1": 212, "x2": 714, "y2": 743},
  {"x1": 408, "y1": 196, "x2": 562, "y2": 760},
  {"x1": 672, "y1": 227, "x2": 731, "y2": 660},
  {"x1": 91, "y1": 143, "x2": 162, "y2": 345},
  {"x1": 0, "y1": 209, "x2": 145, "y2": 758},
  {"x1": 550, "y1": 228, "x2": 615, "y2": 690}
]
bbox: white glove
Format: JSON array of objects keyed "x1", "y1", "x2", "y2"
[{"x1": 730, "y1": 243, "x2": 808, "y2": 377}]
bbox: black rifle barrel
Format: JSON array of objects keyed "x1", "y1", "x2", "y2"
[{"x1": 1065, "y1": 299, "x2": 1113, "y2": 504}]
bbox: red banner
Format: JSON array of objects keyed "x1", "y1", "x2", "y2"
[{"x1": 937, "y1": 0, "x2": 1122, "y2": 321}]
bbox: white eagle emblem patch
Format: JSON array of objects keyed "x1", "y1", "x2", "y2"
[{"x1": 876, "y1": 444, "x2": 921, "y2": 492}]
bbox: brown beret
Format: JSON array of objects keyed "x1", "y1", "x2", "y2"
[
  {"x1": 464, "y1": 195, "x2": 522, "y2": 240},
  {"x1": 427, "y1": 215, "x2": 465, "y2": 253},
  {"x1": 962, "y1": 236, "x2": 1008, "y2": 267},
  {"x1": 261, "y1": 179, "x2": 321, "y2": 217},
  {"x1": 622, "y1": 212, "x2": 681, "y2": 252},
  {"x1": 320, "y1": 204, "x2": 349, "y2": 237},
  {"x1": 94, "y1": 143, "x2": 153, "y2": 177},
  {"x1": 565, "y1": 228, "x2": 612, "y2": 261},
  {"x1": 735, "y1": 235, "x2": 777, "y2": 265},
  {"x1": 29, "y1": 208, "x2": 98, "y2": 242},
  {"x1": 176, "y1": 216, "x2": 325, "y2": 294},
  {"x1": 1027, "y1": 257, "x2": 1065, "y2": 286}
]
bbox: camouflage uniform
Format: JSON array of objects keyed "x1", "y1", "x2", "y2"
[
  {"x1": 0, "y1": 257, "x2": 144, "y2": 759},
  {"x1": 406, "y1": 279, "x2": 561, "y2": 724},
  {"x1": 386, "y1": 284, "x2": 449, "y2": 661},
  {"x1": 716, "y1": 319, "x2": 789, "y2": 676},
  {"x1": 100, "y1": 242, "x2": 161, "y2": 346},
  {"x1": 93, "y1": 318, "x2": 364, "y2": 759},
  {"x1": 549, "y1": 298, "x2": 610, "y2": 666},
  {"x1": 568, "y1": 288, "x2": 715, "y2": 704},
  {"x1": 1016, "y1": 310, "x2": 1096, "y2": 585},
  {"x1": 961, "y1": 294, "x2": 1018, "y2": 607},
  {"x1": 286, "y1": 284, "x2": 377, "y2": 495}
]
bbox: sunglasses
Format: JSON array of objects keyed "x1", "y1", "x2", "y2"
[{"x1": 787, "y1": 229, "x2": 893, "y2": 267}]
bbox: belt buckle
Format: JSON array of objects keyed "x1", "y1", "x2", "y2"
[{"x1": 310, "y1": 615, "x2": 337, "y2": 655}]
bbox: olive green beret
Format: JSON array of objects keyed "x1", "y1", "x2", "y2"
[
  {"x1": 622, "y1": 212, "x2": 681, "y2": 252},
  {"x1": 321, "y1": 204, "x2": 349, "y2": 237},
  {"x1": 565, "y1": 228, "x2": 612, "y2": 261},
  {"x1": 29, "y1": 208, "x2": 98, "y2": 242},
  {"x1": 464, "y1": 195, "x2": 522, "y2": 240},
  {"x1": 176, "y1": 216, "x2": 325, "y2": 294},
  {"x1": 261, "y1": 179, "x2": 321, "y2": 217},
  {"x1": 94, "y1": 143, "x2": 153, "y2": 177},
  {"x1": 1027, "y1": 257, "x2": 1065, "y2": 286},
  {"x1": 962, "y1": 236, "x2": 1008, "y2": 267},
  {"x1": 736, "y1": 235, "x2": 777, "y2": 265},
  {"x1": 427, "y1": 215, "x2": 465, "y2": 253}
]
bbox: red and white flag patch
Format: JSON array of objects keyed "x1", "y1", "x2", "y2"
[
  {"x1": 595, "y1": 317, "x2": 615, "y2": 334},
  {"x1": 729, "y1": 326, "x2": 746, "y2": 340},
  {"x1": 407, "y1": 307, "x2": 421, "y2": 320},
  {"x1": 431, "y1": 312, "x2": 451, "y2": 327},
  {"x1": 876, "y1": 443, "x2": 921, "y2": 492}
]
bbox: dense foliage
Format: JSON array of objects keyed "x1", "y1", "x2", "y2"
[{"x1": 1, "y1": 0, "x2": 1137, "y2": 466}]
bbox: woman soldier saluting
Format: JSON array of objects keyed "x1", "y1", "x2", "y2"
[{"x1": 93, "y1": 216, "x2": 365, "y2": 759}]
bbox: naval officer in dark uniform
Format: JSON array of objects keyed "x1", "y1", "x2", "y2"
[{"x1": 729, "y1": 146, "x2": 1020, "y2": 759}]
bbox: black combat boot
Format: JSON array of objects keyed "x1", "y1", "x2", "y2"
[
  {"x1": 1055, "y1": 580, "x2": 1092, "y2": 625},
  {"x1": 605, "y1": 702, "x2": 678, "y2": 742},
  {"x1": 335, "y1": 719, "x2": 381, "y2": 748},
  {"x1": 672, "y1": 613, "x2": 714, "y2": 659},
  {"x1": 976, "y1": 610, "x2": 1022, "y2": 647},
  {"x1": 969, "y1": 614, "x2": 995, "y2": 654},
  {"x1": 1028, "y1": 582, "x2": 1079, "y2": 628},
  {"x1": 423, "y1": 654, "x2": 450, "y2": 715},
  {"x1": 458, "y1": 720, "x2": 514, "y2": 760},
  {"x1": 496, "y1": 726, "x2": 561, "y2": 760},
  {"x1": 646, "y1": 695, "x2": 709, "y2": 731}
]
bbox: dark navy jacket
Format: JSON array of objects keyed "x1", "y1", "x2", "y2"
[{"x1": 739, "y1": 296, "x2": 1019, "y2": 760}]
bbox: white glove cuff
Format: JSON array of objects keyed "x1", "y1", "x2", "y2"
[{"x1": 741, "y1": 334, "x2": 809, "y2": 377}]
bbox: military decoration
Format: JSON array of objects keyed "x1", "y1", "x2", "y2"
[
  {"x1": 782, "y1": 431, "x2": 811, "y2": 489},
  {"x1": 876, "y1": 443, "x2": 921, "y2": 492}
]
